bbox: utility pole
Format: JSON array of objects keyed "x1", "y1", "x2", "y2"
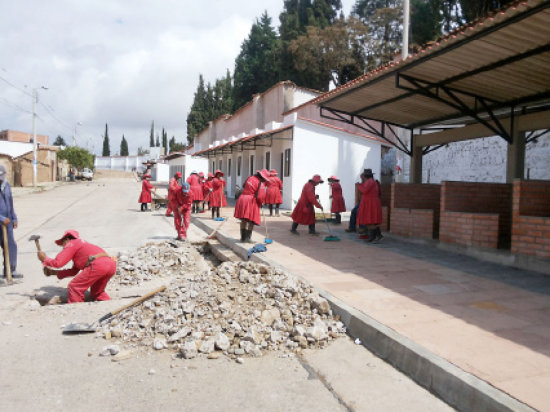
[
  {"x1": 396, "y1": 0, "x2": 410, "y2": 183},
  {"x1": 73, "y1": 121, "x2": 82, "y2": 146},
  {"x1": 32, "y1": 86, "x2": 48, "y2": 187}
]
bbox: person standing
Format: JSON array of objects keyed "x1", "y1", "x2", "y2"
[
  {"x1": 290, "y1": 175, "x2": 324, "y2": 235},
  {"x1": 0, "y1": 165, "x2": 21, "y2": 280},
  {"x1": 234, "y1": 169, "x2": 271, "y2": 243},
  {"x1": 328, "y1": 176, "x2": 346, "y2": 224},
  {"x1": 39, "y1": 230, "x2": 116, "y2": 303},
  {"x1": 265, "y1": 169, "x2": 283, "y2": 216},
  {"x1": 174, "y1": 182, "x2": 192, "y2": 241},
  {"x1": 209, "y1": 170, "x2": 225, "y2": 219},
  {"x1": 198, "y1": 172, "x2": 206, "y2": 212},
  {"x1": 186, "y1": 171, "x2": 204, "y2": 213},
  {"x1": 138, "y1": 173, "x2": 155, "y2": 211},
  {"x1": 357, "y1": 169, "x2": 383, "y2": 242},
  {"x1": 202, "y1": 172, "x2": 213, "y2": 211},
  {"x1": 165, "y1": 171, "x2": 182, "y2": 217}
]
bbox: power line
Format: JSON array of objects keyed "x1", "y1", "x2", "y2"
[
  {"x1": 0, "y1": 97, "x2": 32, "y2": 114},
  {"x1": 0, "y1": 74, "x2": 32, "y2": 97}
]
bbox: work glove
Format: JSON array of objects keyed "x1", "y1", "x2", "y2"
[{"x1": 43, "y1": 267, "x2": 56, "y2": 277}]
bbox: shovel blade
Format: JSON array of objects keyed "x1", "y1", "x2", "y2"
[{"x1": 62, "y1": 322, "x2": 97, "y2": 334}]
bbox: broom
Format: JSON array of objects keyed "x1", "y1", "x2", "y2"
[{"x1": 321, "y1": 209, "x2": 340, "y2": 242}]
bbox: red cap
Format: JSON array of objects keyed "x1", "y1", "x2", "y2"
[
  {"x1": 199, "y1": 172, "x2": 204, "y2": 177},
  {"x1": 175, "y1": 172, "x2": 182, "y2": 178},
  {"x1": 214, "y1": 169, "x2": 224, "y2": 177},
  {"x1": 207, "y1": 172, "x2": 214, "y2": 179},
  {"x1": 55, "y1": 229, "x2": 79, "y2": 246},
  {"x1": 270, "y1": 169, "x2": 278, "y2": 176},
  {"x1": 311, "y1": 175, "x2": 324, "y2": 184},
  {"x1": 328, "y1": 175, "x2": 339, "y2": 181},
  {"x1": 257, "y1": 169, "x2": 271, "y2": 181}
]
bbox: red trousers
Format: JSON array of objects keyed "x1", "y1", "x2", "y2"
[
  {"x1": 68, "y1": 257, "x2": 116, "y2": 303},
  {"x1": 174, "y1": 206, "x2": 191, "y2": 238}
]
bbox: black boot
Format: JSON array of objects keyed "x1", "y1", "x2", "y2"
[
  {"x1": 308, "y1": 224, "x2": 319, "y2": 235},
  {"x1": 269, "y1": 205, "x2": 273, "y2": 216},
  {"x1": 240, "y1": 228, "x2": 246, "y2": 242},
  {"x1": 216, "y1": 208, "x2": 220, "y2": 218},
  {"x1": 335, "y1": 213, "x2": 341, "y2": 224},
  {"x1": 374, "y1": 227, "x2": 383, "y2": 242},
  {"x1": 364, "y1": 229, "x2": 376, "y2": 243},
  {"x1": 245, "y1": 229, "x2": 254, "y2": 243},
  {"x1": 211, "y1": 209, "x2": 215, "y2": 219},
  {"x1": 290, "y1": 222, "x2": 299, "y2": 235}
]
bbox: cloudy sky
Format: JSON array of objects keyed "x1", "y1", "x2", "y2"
[{"x1": 0, "y1": 0, "x2": 355, "y2": 155}]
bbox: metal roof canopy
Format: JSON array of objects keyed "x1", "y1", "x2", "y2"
[{"x1": 317, "y1": 0, "x2": 550, "y2": 155}]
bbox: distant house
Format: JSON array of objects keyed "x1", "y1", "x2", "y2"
[
  {"x1": 0, "y1": 141, "x2": 59, "y2": 186},
  {"x1": 0, "y1": 129, "x2": 49, "y2": 145},
  {"x1": 192, "y1": 81, "x2": 387, "y2": 210}
]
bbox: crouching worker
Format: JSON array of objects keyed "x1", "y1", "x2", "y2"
[
  {"x1": 38, "y1": 230, "x2": 116, "y2": 304},
  {"x1": 174, "y1": 182, "x2": 192, "y2": 241}
]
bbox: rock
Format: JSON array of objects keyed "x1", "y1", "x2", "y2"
[
  {"x1": 234, "y1": 348, "x2": 245, "y2": 356},
  {"x1": 241, "y1": 327, "x2": 261, "y2": 344},
  {"x1": 207, "y1": 352, "x2": 221, "y2": 360},
  {"x1": 199, "y1": 339, "x2": 215, "y2": 354},
  {"x1": 153, "y1": 339, "x2": 166, "y2": 350},
  {"x1": 292, "y1": 325, "x2": 306, "y2": 337},
  {"x1": 148, "y1": 369, "x2": 156, "y2": 375},
  {"x1": 104, "y1": 331, "x2": 112, "y2": 340},
  {"x1": 311, "y1": 296, "x2": 331, "y2": 314},
  {"x1": 270, "y1": 331, "x2": 282, "y2": 343},
  {"x1": 100, "y1": 345, "x2": 120, "y2": 356},
  {"x1": 111, "y1": 328, "x2": 122, "y2": 338},
  {"x1": 306, "y1": 319, "x2": 329, "y2": 341},
  {"x1": 214, "y1": 333, "x2": 230, "y2": 351},
  {"x1": 181, "y1": 341, "x2": 197, "y2": 359},
  {"x1": 236, "y1": 357, "x2": 244, "y2": 364},
  {"x1": 168, "y1": 327, "x2": 192, "y2": 342},
  {"x1": 111, "y1": 350, "x2": 134, "y2": 362},
  {"x1": 261, "y1": 308, "x2": 280, "y2": 326}
]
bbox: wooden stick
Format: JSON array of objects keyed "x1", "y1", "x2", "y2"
[
  {"x1": 98, "y1": 285, "x2": 166, "y2": 323},
  {"x1": 2, "y1": 225, "x2": 12, "y2": 284}
]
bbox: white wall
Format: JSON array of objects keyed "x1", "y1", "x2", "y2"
[
  {"x1": 0, "y1": 141, "x2": 33, "y2": 158},
  {"x1": 95, "y1": 156, "x2": 146, "y2": 171},
  {"x1": 152, "y1": 163, "x2": 170, "y2": 182},
  {"x1": 166, "y1": 155, "x2": 208, "y2": 181},
  {"x1": 292, "y1": 119, "x2": 382, "y2": 212}
]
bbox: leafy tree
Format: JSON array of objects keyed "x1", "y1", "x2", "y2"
[
  {"x1": 58, "y1": 146, "x2": 94, "y2": 169},
  {"x1": 120, "y1": 135, "x2": 129, "y2": 156},
  {"x1": 289, "y1": 16, "x2": 369, "y2": 90},
  {"x1": 137, "y1": 146, "x2": 149, "y2": 156},
  {"x1": 102, "y1": 123, "x2": 110, "y2": 156},
  {"x1": 149, "y1": 121, "x2": 155, "y2": 147},
  {"x1": 459, "y1": 0, "x2": 514, "y2": 22},
  {"x1": 186, "y1": 75, "x2": 208, "y2": 144},
  {"x1": 53, "y1": 135, "x2": 67, "y2": 146},
  {"x1": 233, "y1": 12, "x2": 281, "y2": 109},
  {"x1": 410, "y1": 0, "x2": 440, "y2": 47}
]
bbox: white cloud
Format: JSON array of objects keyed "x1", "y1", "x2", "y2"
[{"x1": 0, "y1": 0, "x2": 355, "y2": 155}]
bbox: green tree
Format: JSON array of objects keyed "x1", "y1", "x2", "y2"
[
  {"x1": 410, "y1": 0, "x2": 440, "y2": 47},
  {"x1": 289, "y1": 16, "x2": 369, "y2": 91},
  {"x1": 186, "y1": 75, "x2": 209, "y2": 144},
  {"x1": 155, "y1": 134, "x2": 160, "y2": 147},
  {"x1": 102, "y1": 124, "x2": 110, "y2": 156},
  {"x1": 120, "y1": 135, "x2": 129, "y2": 156},
  {"x1": 53, "y1": 135, "x2": 67, "y2": 146},
  {"x1": 149, "y1": 121, "x2": 155, "y2": 147},
  {"x1": 459, "y1": 0, "x2": 514, "y2": 22},
  {"x1": 162, "y1": 128, "x2": 167, "y2": 153},
  {"x1": 137, "y1": 146, "x2": 149, "y2": 156},
  {"x1": 233, "y1": 12, "x2": 281, "y2": 109},
  {"x1": 352, "y1": 0, "x2": 403, "y2": 70},
  {"x1": 58, "y1": 146, "x2": 94, "y2": 169}
]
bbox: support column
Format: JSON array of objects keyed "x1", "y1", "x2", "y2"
[
  {"x1": 506, "y1": 130, "x2": 525, "y2": 183},
  {"x1": 409, "y1": 141, "x2": 423, "y2": 184}
]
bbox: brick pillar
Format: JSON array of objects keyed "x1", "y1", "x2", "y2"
[
  {"x1": 506, "y1": 129, "x2": 525, "y2": 183},
  {"x1": 409, "y1": 142, "x2": 423, "y2": 184}
]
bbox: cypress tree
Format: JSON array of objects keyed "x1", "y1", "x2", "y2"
[
  {"x1": 120, "y1": 135, "x2": 129, "y2": 156},
  {"x1": 149, "y1": 121, "x2": 155, "y2": 147},
  {"x1": 102, "y1": 123, "x2": 110, "y2": 156}
]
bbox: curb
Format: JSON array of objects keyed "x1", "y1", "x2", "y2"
[{"x1": 191, "y1": 216, "x2": 534, "y2": 412}]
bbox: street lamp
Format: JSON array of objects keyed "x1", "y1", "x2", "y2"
[
  {"x1": 32, "y1": 86, "x2": 48, "y2": 187},
  {"x1": 73, "y1": 121, "x2": 83, "y2": 146}
]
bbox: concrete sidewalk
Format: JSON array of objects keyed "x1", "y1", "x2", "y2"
[{"x1": 193, "y1": 206, "x2": 550, "y2": 411}]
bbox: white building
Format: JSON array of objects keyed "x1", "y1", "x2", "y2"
[
  {"x1": 163, "y1": 152, "x2": 209, "y2": 181},
  {"x1": 192, "y1": 81, "x2": 387, "y2": 210}
]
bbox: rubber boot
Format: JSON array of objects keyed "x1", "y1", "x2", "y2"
[
  {"x1": 216, "y1": 208, "x2": 220, "y2": 218},
  {"x1": 211, "y1": 209, "x2": 215, "y2": 219},
  {"x1": 364, "y1": 229, "x2": 376, "y2": 243},
  {"x1": 374, "y1": 227, "x2": 383, "y2": 242},
  {"x1": 240, "y1": 228, "x2": 246, "y2": 242},
  {"x1": 245, "y1": 229, "x2": 254, "y2": 243},
  {"x1": 290, "y1": 222, "x2": 299, "y2": 235},
  {"x1": 308, "y1": 224, "x2": 319, "y2": 235},
  {"x1": 269, "y1": 205, "x2": 273, "y2": 216},
  {"x1": 335, "y1": 213, "x2": 341, "y2": 224},
  {"x1": 275, "y1": 207, "x2": 280, "y2": 217}
]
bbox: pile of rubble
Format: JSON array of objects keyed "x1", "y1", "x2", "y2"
[
  {"x1": 101, "y1": 256, "x2": 346, "y2": 360},
  {"x1": 112, "y1": 241, "x2": 208, "y2": 286}
]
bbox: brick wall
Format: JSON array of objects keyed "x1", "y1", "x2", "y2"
[
  {"x1": 441, "y1": 181, "x2": 512, "y2": 249},
  {"x1": 390, "y1": 183, "x2": 441, "y2": 238},
  {"x1": 380, "y1": 184, "x2": 391, "y2": 207},
  {"x1": 390, "y1": 208, "x2": 434, "y2": 239},
  {"x1": 511, "y1": 180, "x2": 550, "y2": 259},
  {"x1": 381, "y1": 206, "x2": 389, "y2": 231},
  {"x1": 440, "y1": 211, "x2": 499, "y2": 248},
  {"x1": 0, "y1": 130, "x2": 49, "y2": 145}
]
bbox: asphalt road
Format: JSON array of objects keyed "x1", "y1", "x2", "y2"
[{"x1": 0, "y1": 178, "x2": 452, "y2": 411}]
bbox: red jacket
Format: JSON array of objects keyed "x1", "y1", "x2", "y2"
[
  {"x1": 186, "y1": 173, "x2": 204, "y2": 201},
  {"x1": 357, "y1": 178, "x2": 382, "y2": 225},
  {"x1": 174, "y1": 187, "x2": 192, "y2": 212},
  {"x1": 43, "y1": 238, "x2": 110, "y2": 279},
  {"x1": 266, "y1": 177, "x2": 283, "y2": 205},
  {"x1": 168, "y1": 177, "x2": 179, "y2": 203},
  {"x1": 234, "y1": 175, "x2": 266, "y2": 226},
  {"x1": 330, "y1": 182, "x2": 346, "y2": 213},
  {"x1": 138, "y1": 179, "x2": 154, "y2": 203},
  {"x1": 210, "y1": 178, "x2": 226, "y2": 208},
  {"x1": 291, "y1": 181, "x2": 322, "y2": 225}
]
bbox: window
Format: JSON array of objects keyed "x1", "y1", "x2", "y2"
[
  {"x1": 237, "y1": 156, "x2": 242, "y2": 177},
  {"x1": 228, "y1": 158, "x2": 232, "y2": 176},
  {"x1": 265, "y1": 151, "x2": 271, "y2": 170},
  {"x1": 284, "y1": 148, "x2": 291, "y2": 177},
  {"x1": 280, "y1": 153, "x2": 284, "y2": 181},
  {"x1": 212, "y1": 161, "x2": 215, "y2": 172},
  {"x1": 218, "y1": 160, "x2": 222, "y2": 171},
  {"x1": 249, "y1": 155, "x2": 255, "y2": 176}
]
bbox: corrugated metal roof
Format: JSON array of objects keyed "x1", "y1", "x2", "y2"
[{"x1": 316, "y1": 0, "x2": 550, "y2": 129}]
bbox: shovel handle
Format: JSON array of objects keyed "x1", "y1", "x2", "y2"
[
  {"x1": 2, "y1": 225, "x2": 12, "y2": 284},
  {"x1": 99, "y1": 285, "x2": 167, "y2": 323}
]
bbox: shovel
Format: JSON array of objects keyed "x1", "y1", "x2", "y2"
[{"x1": 62, "y1": 285, "x2": 166, "y2": 334}]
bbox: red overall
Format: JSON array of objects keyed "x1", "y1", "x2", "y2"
[
  {"x1": 330, "y1": 182, "x2": 346, "y2": 213},
  {"x1": 138, "y1": 180, "x2": 153, "y2": 203},
  {"x1": 357, "y1": 178, "x2": 382, "y2": 225},
  {"x1": 186, "y1": 173, "x2": 204, "y2": 201},
  {"x1": 266, "y1": 176, "x2": 283, "y2": 205},
  {"x1": 43, "y1": 238, "x2": 116, "y2": 303},
  {"x1": 166, "y1": 176, "x2": 179, "y2": 216},
  {"x1": 174, "y1": 188, "x2": 192, "y2": 238},
  {"x1": 210, "y1": 178, "x2": 225, "y2": 208},
  {"x1": 291, "y1": 181, "x2": 322, "y2": 225},
  {"x1": 234, "y1": 175, "x2": 266, "y2": 226}
]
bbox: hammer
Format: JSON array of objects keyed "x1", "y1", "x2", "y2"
[{"x1": 28, "y1": 234, "x2": 42, "y2": 252}]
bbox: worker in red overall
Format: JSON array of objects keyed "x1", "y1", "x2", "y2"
[
  {"x1": 328, "y1": 176, "x2": 346, "y2": 224},
  {"x1": 202, "y1": 172, "x2": 214, "y2": 211},
  {"x1": 357, "y1": 168, "x2": 383, "y2": 242},
  {"x1": 138, "y1": 174, "x2": 155, "y2": 211},
  {"x1": 234, "y1": 169, "x2": 271, "y2": 243},
  {"x1": 209, "y1": 170, "x2": 225, "y2": 219},
  {"x1": 186, "y1": 171, "x2": 203, "y2": 214},
  {"x1": 291, "y1": 175, "x2": 324, "y2": 235},
  {"x1": 174, "y1": 182, "x2": 192, "y2": 240},
  {"x1": 265, "y1": 169, "x2": 283, "y2": 216},
  {"x1": 198, "y1": 172, "x2": 206, "y2": 212},
  {"x1": 38, "y1": 230, "x2": 116, "y2": 304},
  {"x1": 165, "y1": 171, "x2": 182, "y2": 217}
]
